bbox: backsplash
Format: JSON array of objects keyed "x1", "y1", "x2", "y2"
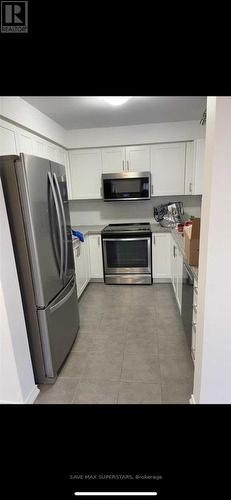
[{"x1": 69, "y1": 195, "x2": 202, "y2": 226}]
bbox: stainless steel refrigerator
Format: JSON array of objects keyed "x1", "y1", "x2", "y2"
[{"x1": 0, "y1": 154, "x2": 79, "y2": 384}]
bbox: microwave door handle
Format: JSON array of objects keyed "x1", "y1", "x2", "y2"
[
  {"x1": 53, "y1": 172, "x2": 68, "y2": 276},
  {"x1": 48, "y1": 172, "x2": 63, "y2": 279}
]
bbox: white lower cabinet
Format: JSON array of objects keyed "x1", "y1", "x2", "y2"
[
  {"x1": 73, "y1": 233, "x2": 103, "y2": 295},
  {"x1": 73, "y1": 237, "x2": 89, "y2": 298},
  {"x1": 152, "y1": 233, "x2": 171, "y2": 281},
  {"x1": 88, "y1": 234, "x2": 104, "y2": 279},
  {"x1": 171, "y1": 236, "x2": 183, "y2": 313},
  {"x1": 191, "y1": 277, "x2": 198, "y2": 362}
]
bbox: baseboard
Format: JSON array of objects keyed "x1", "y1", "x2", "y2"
[
  {"x1": 0, "y1": 385, "x2": 40, "y2": 405},
  {"x1": 90, "y1": 278, "x2": 104, "y2": 282},
  {"x1": 189, "y1": 394, "x2": 196, "y2": 404},
  {"x1": 25, "y1": 385, "x2": 40, "y2": 404}
]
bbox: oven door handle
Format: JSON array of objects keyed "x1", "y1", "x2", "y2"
[{"x1": 102, "y1": 237, "x2": 151, "y2": 242}]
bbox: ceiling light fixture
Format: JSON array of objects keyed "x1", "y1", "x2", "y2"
[{"x1": 103, "y1": 97, "x2": 132, "y2": 106}]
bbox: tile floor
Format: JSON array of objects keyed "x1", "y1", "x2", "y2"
[{"x1": 35, "y1": 283, "x2": 194, "y2": 404}]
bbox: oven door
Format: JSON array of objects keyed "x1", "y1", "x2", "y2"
[{"x1": 102, "y1": 237, "x2": 151, "y2": 274}]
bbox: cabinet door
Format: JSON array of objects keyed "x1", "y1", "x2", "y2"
[
  {"x1": 33, "y1": 136, "x2": 48, "y2": 159},
  {"x1": 152, "y1": 233, "x2": 171, "y2": 280},
  {"x1": 47, "y1": 143, "x2": 57, "y2": 161},
  {"x1": 74, "y1": 242, "x2": 88, "y2": 298},
  {"x1": 73, "y1": 246, "x2": 80, "y2": 299},
  {"x1": 88, "y1": 234, "x2": 103, "y2": 279},
  {"x1": 151, "y1": 143, "x2": 186, "y2": 196},
  {"x1": 102, "y1": 147, "x2": 126, "y2": 173},
  {"x1": 194, "y1": 138, "x2": 205, "y2": 195},
  {"x1": 16, "y1": 129, "x2": 34, "y2": 155},
  {"x1": 0, "y1": 123, "x2": 17, "y2": 155},
  {"x1": 84, "y1": 235, "x2": 90, "y2": 283},
  {"x1": 69, "y1": 149, "x2": 102, "y2": 199},
  {"x1": 184, "y1": 142, "x2": 194, "y2": 194},
  {"x1": 63, "y1": 151, "x2": 72, "y2": 200},
  {"x1": 176, "y1": 249, "x2": 183, "y2": 313},
  {"x1": 56, "y1": 148, "x2": 65, "y2": 166},
  {"x1": 125, "y1": 145, "x2": 150, "y2": 171},
  {"x1": 172, "y1": 241, "x2": 178, "y2": 296}
]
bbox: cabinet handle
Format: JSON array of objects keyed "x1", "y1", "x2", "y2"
[
  {"x1": 77, "y1": 246, "x2": 80, "y2": 257},
  {"x1": 100, "y1": 186, "x2": 103, "y2": 197},
  {"x1": 151, "y1": 184, "x2": 154, "y2": 195},
  {"x1": 189, "y1": 182, "x2": 192, "y2": 193},
  {"x1": 122, "y1": 160, "x2": 125, "y2": 170},
  {"x1": 173, "y1": 245, "x2": 176, "y2": 258},
  {"x1": 153, "y1": 235, "x2": 155, "y2": 244},
  {"x1": 98, "y1": 236, "x2": 100, "y2": 247},
  {"x1": 127, "y1": 160, "x2": 129, "y2": 170},
  {"x1": 193, "y1": 305, "x2": 197, "y2": 313}
]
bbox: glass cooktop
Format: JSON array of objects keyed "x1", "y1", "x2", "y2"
[{"x1": 102, "y1": 222, "x2": 151, "y2": 233}]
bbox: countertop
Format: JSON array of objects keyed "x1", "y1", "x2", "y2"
[
  {"x1": 72, "y1": 223, "x2": 199, "y2": 281},
  {"x1": 72, "y1": 223, "x2": 170, "y2": 235},
  {"x1": 72, "y1": 225, "x2": 106, "y2": 236}
]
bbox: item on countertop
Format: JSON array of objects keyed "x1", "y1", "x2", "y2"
[
  {"x1": 183, "y1": 218, "x2": 200, "y2": 266},
  {"x1": 153, "y1": 201, "x2": 184, "y2": 228},
  {"x1": 176, "y1": 220, "x2": 193, "y2": 232},
  {"x1": 72, "y1": 230, "x2": 84, "y2": 242}
]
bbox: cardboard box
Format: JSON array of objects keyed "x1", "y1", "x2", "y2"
[{"x1": 183, "y1": 218, "x2": 200, "y2": 266}]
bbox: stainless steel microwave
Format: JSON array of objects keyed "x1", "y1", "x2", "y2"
[{"x1": 102, "y1": 171, "x2": 151, "y2": 201}]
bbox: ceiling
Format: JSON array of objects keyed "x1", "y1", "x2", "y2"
[{"x1": 21, "y1": 96, "x2": 207, "y2": 130}]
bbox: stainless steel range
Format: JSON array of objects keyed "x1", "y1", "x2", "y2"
[{"x1": 101, "y1": 223, "x2": 152, "y2": 285}]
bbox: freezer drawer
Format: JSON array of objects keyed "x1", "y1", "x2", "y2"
[{"x1": 37, "y1": 277, "x2": 79, "y2": 380}]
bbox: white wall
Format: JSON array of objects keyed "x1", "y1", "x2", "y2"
[
  {"x1": 0, "y1": 96, "x2": 65, "y2": 146},
  {"x1": 69, "y1": 196, "x2": 202, "y2": 226},
  {"x1": 0, "y1": 179, "x2": 39, "y2": 404},
  {"x1": 193, "y1": 96, "x2": 231, "y2": 404},
  {"x1": 66, "y1": 120, "x2": 205, "y2": 149}
]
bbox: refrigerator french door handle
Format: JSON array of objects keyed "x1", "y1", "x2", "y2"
[
  {"x1": 48, "y1": 171, "x2": 64, "y2": 280},
  {"x1": 53, "y1": 172, "x2": 68, "y2": 277},
  {"x1": 49, "y1": 277, "x2": 76, "y2": 313}
]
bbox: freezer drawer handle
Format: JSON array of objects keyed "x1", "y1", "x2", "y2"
[
  {"x1": 48, "y1": 171, "x2": 64, "y2": 279},
  {"x1": 50, "y1": 278, "x2": 76, "y2": 313},
  {"x1": 53, "y1": 172, "x2": 68, "y2": 277}
]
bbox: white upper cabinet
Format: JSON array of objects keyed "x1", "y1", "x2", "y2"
[
  {"x1": 194, "y1": 138, "x2": 205, "y2": 195},
  {"x1": 125, "y1": 145, "x2": 150, "y2": 171},
  {"x1": 151, "y1": 142, "x2": 186, "y2": 196},
  {"x1": 102, "y1": 147, "x2": 126, "y2": 173},
  {"x1": 0, "y1": 122, "x2": 18, "y2": 155},
  {"x1": 46, "y1": 143, "x2": 57, "y2": 161},
  {"x1": 16, "y1": 129, "x2": 34, "y2": 155},
  {"x1": 69, "y1": 149, "x2": 102, "y2": 200},
  {"x1": 33, "y1": 136, "x2": 48, "y2": 159},
  {"x1": 55, "y1": 148, "x2": 65, "y2": 165},
  {"x1": 184, "y1": 142, "x2": 194, "y2": 195}
]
